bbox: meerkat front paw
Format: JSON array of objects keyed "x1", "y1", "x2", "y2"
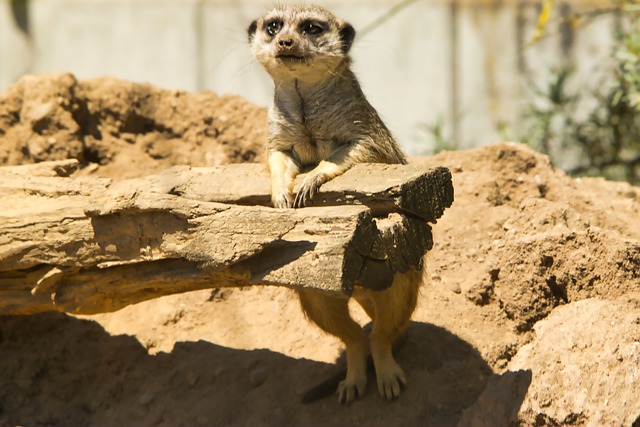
[
  {"x1": 272, "y1": 192, "x2": 294, "y2": 209},
  {"x1": 375, "y1": 360, "x2": 407, "y2": 401},
  {"x1": 295, "y1": 173, "x2": 327, "y2": 208}
]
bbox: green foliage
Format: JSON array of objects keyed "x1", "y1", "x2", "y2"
[
  {"x1": 420, "y1": 116, "x2": 456, "y2": 155},
  {"x1": 519, "y1": 1, "x2": 640, "y2": 184}
]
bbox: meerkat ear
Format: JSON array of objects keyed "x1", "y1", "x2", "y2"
[
  {"x1": 339, "y1": 23, "x2": 356, "y2": 53},
  {"x1": 247, "y1": 20, "x2": 258, "y2": 43}
]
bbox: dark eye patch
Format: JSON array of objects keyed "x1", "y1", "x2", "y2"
[
  {"x1": 265, "y1": 19, "x2": 283, "y2": 36},
  {"x1": 299, "y1": 20, "x2": 326, "y2": 36}
]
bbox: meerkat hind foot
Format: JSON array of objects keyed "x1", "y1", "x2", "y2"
[
  {"x1": 337, "y1": 373, "x2": 367, "y2": 405},
  {"x1": 375, "y1": 359, "x2": 407, "y2": 401}
]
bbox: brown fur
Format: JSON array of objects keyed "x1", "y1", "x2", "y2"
[{"x1": 249, "y1": 4, "x2": 423, "y2": 403}]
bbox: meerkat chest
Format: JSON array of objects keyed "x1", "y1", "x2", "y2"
[{"x1": 271, "y1": 91, "x2": 342, "y2": 163}]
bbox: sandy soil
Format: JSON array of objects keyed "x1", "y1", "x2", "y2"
[{"x1": 0, "y1": 74, "x2": 639, "y2": 427}]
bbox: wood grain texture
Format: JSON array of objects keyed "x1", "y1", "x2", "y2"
[{"x1": 0, "y1": 160, "x2": 453, "y2": 315}]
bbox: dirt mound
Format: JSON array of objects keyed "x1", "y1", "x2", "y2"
[
  {"x1": 1, "y1": 75, "x2": 639, "y2": 427},
  {"x1": 418, "y1": 145, "x2": 640, "y2": 335},
  {"x1": 0, "y1": 73, "x2": 266, "y2": 179}
]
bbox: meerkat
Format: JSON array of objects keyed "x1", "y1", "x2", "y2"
[{"x1": 248, "y1": 5, "x2": 423, "y2": 404}]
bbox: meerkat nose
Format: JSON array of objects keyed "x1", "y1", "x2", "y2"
[{"x1": 278, "y1": 39, "x2": 294, "y2": 49}]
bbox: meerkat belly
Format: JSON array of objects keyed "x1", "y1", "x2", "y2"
[
  {"x1": 293, "y1": 137, "x2": 336, "y2": 165},
  {"x1": 288, "y1": 117, "x2": 341, "y2": 165}
]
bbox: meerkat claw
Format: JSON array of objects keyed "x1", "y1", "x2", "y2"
[
  {"x1": 337, "y1": 379, "x2": 366, "y2": 405},
  {"x1": 293, "y1": 188, "x2": 307, "y2": 208},
  {"x1": 272, "y1": 192, "x2": 294, "y2": 209},
  {"x1": 376, "y1": 363, "x2": 407, "y2": 401},
  {"x1": 295, "y1": 173, "x2": 324, "y2": 208}
]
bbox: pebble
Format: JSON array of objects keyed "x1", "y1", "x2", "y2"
[
  {"x1": 449, "y1": 282, "x2": 462, "y2": 294},
  {"x1": 138, "y1": 390, "x2": 156, "y2": 405},
  {"x1": 249, "y1": 367, "x2": 268, "y2": 387},
  {"x1": 186, "y1": 371, "x2": 198, "y2": 387}
]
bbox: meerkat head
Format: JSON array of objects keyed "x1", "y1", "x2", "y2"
[{"x1": 248, "y1": 5, "x2": 356, "y2": 81}]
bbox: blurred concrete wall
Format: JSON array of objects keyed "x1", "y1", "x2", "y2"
[{"x1": 0, "y1": 0, "x2": 618, "y2": 154}]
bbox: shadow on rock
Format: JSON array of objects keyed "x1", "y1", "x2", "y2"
[
  {"x1": 0, "y1": 314, "x2": 509, "y2": 427},
  {"x1": 456, "y1": 369, "x2": 532, "y2": 427}
]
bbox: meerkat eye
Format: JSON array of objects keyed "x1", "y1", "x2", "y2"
[
  {"x1": 265, "y1": 19, "x2": 282, "y2": 36},
  {"x1": 299, "y1": 21, "x2": 325, "y2": 36}
]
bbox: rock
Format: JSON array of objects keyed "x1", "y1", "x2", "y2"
[{"x1": 504, "y1": 297, "x2": 639, "y2": 426}]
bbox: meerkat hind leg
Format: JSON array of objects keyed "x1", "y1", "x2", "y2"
[
  {"x1": 354, "y1": 268, "x2": 421, "y2": 400},
  {"x1": 297, "y1": 289, "x2": 368, "y2": 404}
]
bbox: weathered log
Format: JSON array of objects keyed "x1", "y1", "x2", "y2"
[
  {"x1": 0, "y1": 160, "x2": 453, "y2": 315},
  {"x1": 149, "y1": 163, "x2": 453, "y2": 222}
]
